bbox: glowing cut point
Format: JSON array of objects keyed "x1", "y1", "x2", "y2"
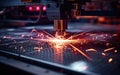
[
  {"x1": 48, "y1": 36, "x2": 78, "y2": 49},
  {"x1": 50, "y1": 38, "x2": 69, "y2": 49}
]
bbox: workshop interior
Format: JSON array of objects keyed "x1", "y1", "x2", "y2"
[{"x1": 0, "y1": 0, "x2": 120, "y2": 75}]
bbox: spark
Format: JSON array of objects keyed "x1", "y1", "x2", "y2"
[
  {"x1": 69, "y1": 44, "x2": 92, "y2": 61},
  {"x1": 86, "y1": 49, "x2": 97, "y2": 52},
  {"x1": 47, "y1": 36, "x2": 79, "y2": 49},
  {"x1": 104, "y1": 47, "x2": 115, "y2": 52},
  {"x1": 43, "y1": 31, "x2": 55, "y2": 38},
  {"x1": 112, "y1": 34, "x2": 117, "y2": 37},
  {"x1": 1, "y1": 28, "x2": 118, "y2": 62},
  {"x1": 114, "y1": 50, "x2": 118, "y2": 53},
  {"x1": 67, "y1": 32, "x2": 88, "y2": 40},
  {"x1": 102, "y1": 52, "x2": 106, "y2": 56},
  {"x1": 34, "y1": 31, "x2": 92, "y2": 60},
  {"x1": 24, "y1": 47, "x2": 43, "y2": 54},
  {"x1": 89, "y1": 34, "x2": 97, "y2": 37},
  {"x1": 106, "y1": 43, "x2": 110, "y2": 46},
  {"x1": 34, "y1": 47, "x2": 43, "y2": 52},
  {"x1": 108, "y1": 58, "x2": 113, "y2": 63}
]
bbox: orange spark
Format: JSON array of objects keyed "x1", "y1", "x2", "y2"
[
  {"x1": 112, "y1": 34, "x2": 117, "y2": 37},
  {"x1": 48, "y1": 37, "x2": 78, "y2": 49},
  {"x1": 67, "y1": 32, "x2": 88, "y2": 40},
  {"x1": 108, "y1": 58, "x2": 113, "y2": 63},
  {"x1": 43, "y1": 31, "x2": 55, "y2": 38},
  {"x1": 34, "y1": 31, "x2": 92, "y2": 61},
  {"x1": 114, "y1": 50, "x2": 118, "y2": 53},
  {"x1": 102, "y1": 52, "x2": 106, "y2": 56},
  {"x1": 98, "y1": 17, "x2": 105, "y2": 22},
  {"x1": 69, "y1": 44, "x2": 92, "y2": 61},
  {"x1": 86, "y1": 49, "x2": 97, "y2": 52},
  {"x1": 104, "y1": 47, "x2": 115, "y2": 52},
  {"x1": 106, "y1": 43, "x2": 110, "y2": 46}
]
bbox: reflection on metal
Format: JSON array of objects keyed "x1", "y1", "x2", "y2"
[
  {"x1": 70, "y1": 61, "x2": 88, "y2": 72},
  {"x1": 54, "y1": 49, "x2": 63, "y2": 64}
]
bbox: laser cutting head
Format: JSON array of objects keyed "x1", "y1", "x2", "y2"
[{"x1": 54, "y1": 20, "x2": 67, "y2": 37}]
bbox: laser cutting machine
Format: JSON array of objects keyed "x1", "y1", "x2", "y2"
[{"x1": 0, "y1": 0, "x2": 120, "y2": 75}]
